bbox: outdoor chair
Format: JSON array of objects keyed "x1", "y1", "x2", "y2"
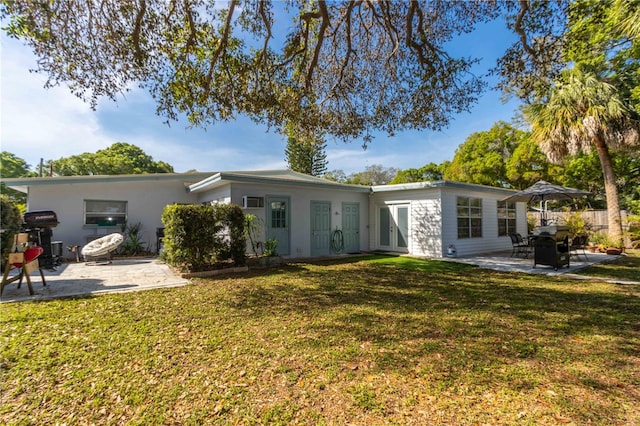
[
  {"x1": 82, "y1": 233, "x2": 124, "y2": 265},
  {"x1": 509, "y1": 233, "x2": 532, "y2": 258},
  {"x1": 569, "y1": 234, "x2": 589, "y2": 261},
  {"x1": 1, "y1": 233, "x2": 47, "y2": 296}
]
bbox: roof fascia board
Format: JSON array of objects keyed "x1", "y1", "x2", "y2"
[
  {"x1": 2, "y1": 172, "x2": 215, "y2": 188},
  {"x1": 372, "y1": 180, "x2": 517, "y2": 195},
  {"x1": 189, "y1": 171, "x2": 371, "y2": 193}
]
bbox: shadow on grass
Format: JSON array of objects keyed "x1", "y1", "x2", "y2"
[{"x1": 228, "y1": 255, "x2": 640, "y2": 369}]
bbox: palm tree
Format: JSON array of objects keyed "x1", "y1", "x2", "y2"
[{"x1": 524, "y1": 66, "x2": 640, "y2": 245}]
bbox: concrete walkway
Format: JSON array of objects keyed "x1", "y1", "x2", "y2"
[{"x1": 1, "y1": 258, "x2": 188, "y2": 303}]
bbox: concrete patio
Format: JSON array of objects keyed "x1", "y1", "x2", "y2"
[
  {"x1": 448, "y1": 250, "x2": 626, "y2": 279},
  {"x1": 0, "y1": 251, "x2": 630, "y2": 304},
  {"x1": 0, "y1": 257, "x2": 188, "y2": 303}
]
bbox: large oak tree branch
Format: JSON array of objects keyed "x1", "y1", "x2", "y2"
[{"x1": 514, "y1": 0, "x2": 536, "y2": 56}]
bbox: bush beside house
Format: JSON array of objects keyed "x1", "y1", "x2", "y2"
[
  {"x1": 0, "y1": 197, "x2": 22, "y2": 271},
  {"x1": 161, "y1": 203, "x2": 246, "y2": 272}
]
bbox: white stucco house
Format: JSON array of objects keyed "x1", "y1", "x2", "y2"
[{"x1": 3, "y1": 169, "x2": 527, "y2": 259}]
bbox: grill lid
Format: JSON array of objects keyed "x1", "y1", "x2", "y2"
[{"x1": 23, "y1": 210, "x2": 59, "y2": 228}]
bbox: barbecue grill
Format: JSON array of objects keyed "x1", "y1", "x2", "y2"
[
  {"x1": 22, "y1": 210, "x2": 62, "y2": 270},
  {"x1": 531, "y1": 225, "x2": 570, "y2": 270}
]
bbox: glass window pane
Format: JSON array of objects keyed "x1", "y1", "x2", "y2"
[
  {"x1": 497, "y1": 200, "x2": 516, "y2": 237},
  {"x1": 85, "y1": 200, "x2": 127, "y2": 225},
  {"x1": 397, "y1": 207, "x2": 409, "y2": 248},
  {"x1": 457, "y1": 218, "x2": 470, "y2": 239},
  {"x1": 457, "y1": 206, "x2": 469, "y2": 217},
  {"x1": 379, "y1": 207, "x2": 390, "y2": 246},
  {"x1": 471, "y1": 218, "x2": 482, "y2": 237}
]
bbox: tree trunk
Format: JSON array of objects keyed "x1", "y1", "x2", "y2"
[{"x1": 592, "y1": 135, "x2": 623, "y2": 245}]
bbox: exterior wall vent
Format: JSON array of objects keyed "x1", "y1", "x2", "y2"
[{"x1": 242, "y1": 196, "x2": 264, "y2": 209}]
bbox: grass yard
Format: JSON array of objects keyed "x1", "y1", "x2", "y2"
[{"x1": 1, "y1": 253, "x2": 639, "y2": 425}]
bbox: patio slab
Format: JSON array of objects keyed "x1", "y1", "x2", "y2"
[
  {"x1": 448, "y1": 250, "x2": 618, "y2": 276},
  {"x1": 0, "y1": 258, "x2": 188, "y2": 303}
]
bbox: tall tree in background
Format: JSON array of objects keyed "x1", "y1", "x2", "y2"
[
  {"x1": 284, "y1": 136, "x2": 327, "y2": 177},
  {"x1": 0, "y1": 151, "x2": 34, "y2": 205},
  {"x1": 0, "y1": 1, "x2": 501, "y2": 144},
  {"x1": 444, "y1": 122, "x2": 530, "y2": 188},
  {"x1": 505, "y1": 138, "x2": 562, "y2": 190},
  {"x1": 345, "y1": 165, "x2": 398, "y2": 186},
  {"x1": 500, "y1": 0, "x2": 640, "y2": 244},
  {"x1": 322, "y1": 169, "x2": 347, "y2": 183},
  {"x1": 524, "y1": 66, "x2": 639, "y2": 243},
  {"x1": 390, "y1": 162, "x2": 447, "y2": 184},
  {"x1": 52, "y1": 142, "x2": 174, "y2": 176},
  {"x1": 560, "y1": 150, "x2": 640, "y2": 213}
]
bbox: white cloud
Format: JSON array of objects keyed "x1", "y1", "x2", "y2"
[{"x1": 1, "y1": 37, "x2": 115, "y2": 167}]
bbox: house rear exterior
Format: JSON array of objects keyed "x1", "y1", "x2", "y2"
[
  {"x1": 370, "y1": 181, "x2": 527, "y2": 258},
  {"x1": 3, "y1": 170, "x2": 526, "y2": 259}
]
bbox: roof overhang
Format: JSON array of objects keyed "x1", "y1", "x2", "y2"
[
  {"x1": 188, "y1": 170, "x2": 371, "y2": 193},
  {"x1": 2, "y1": 172, "x2": 216, "y2": 194},
  {"x1": 371, "y1": 180, "x2": 518, "y2": 196}
]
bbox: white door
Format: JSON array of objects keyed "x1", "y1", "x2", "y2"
[{"x1": 378, "y1": 204, "x2": 409, "y2": 252}]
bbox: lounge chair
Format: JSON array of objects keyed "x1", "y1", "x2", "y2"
[{"x1": 82, "y1": 233, "x2": 124, "y2": 265}]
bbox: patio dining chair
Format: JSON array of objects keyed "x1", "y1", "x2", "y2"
[
  {"x1": 509, "y1": 233, "x2": 532, "y2": 258},
  {"x1": 569, "y1": 234, "x2": 589, "y2": 261}
]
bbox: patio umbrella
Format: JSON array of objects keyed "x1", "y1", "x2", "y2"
[{"x1": 501, "y1": 180, "x2": 590, "y2": 225}]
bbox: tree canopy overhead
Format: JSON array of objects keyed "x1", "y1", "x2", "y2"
[{"x1": 1, "y1": 0, "x2": 502, "y2": 143}]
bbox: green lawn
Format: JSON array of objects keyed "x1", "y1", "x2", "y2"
[{"x1": 1, "y1": 253, "x2": 639, "y2": 425}]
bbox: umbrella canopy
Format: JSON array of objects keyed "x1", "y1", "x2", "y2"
[{"x1": 501, "y1": 180, "x2": 590, "y2": 203}]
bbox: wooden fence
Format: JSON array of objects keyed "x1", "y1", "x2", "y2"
[{"x1": 528, "y1": 209, "x2": 630, "y2": 233}]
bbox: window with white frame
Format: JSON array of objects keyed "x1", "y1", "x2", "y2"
[
  {"x1": 457, "y1": 196, "x2": 482, "y2": 239},
  {"x1": 84, "y1": 200, "x2": 127, "y2": 225},
  {"x1": 497, "y1": 200, "x2": 517, "y2": 236}
]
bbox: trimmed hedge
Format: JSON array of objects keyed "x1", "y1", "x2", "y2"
[{"x1": 161, "y1": 203, "x2": 246, "y2": 272}]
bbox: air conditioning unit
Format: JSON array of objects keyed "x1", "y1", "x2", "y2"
[{"x1": 242, "y1": 196, "x2": 264, "y2": 208}]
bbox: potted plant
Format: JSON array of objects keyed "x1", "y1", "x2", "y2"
[
  {"x1": 247, "y1": 238, "x2": 283, "y2": 267},
  {"x1": 589, "y1": 232, "x2": 624, "y2": 255},
  {"x1": 588, "y1": 232, "x2": 607, "y2": 253}
]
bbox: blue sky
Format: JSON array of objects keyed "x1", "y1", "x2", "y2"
[{"x1": 1, "y1": 15, "x2": 522, "y2": 175}]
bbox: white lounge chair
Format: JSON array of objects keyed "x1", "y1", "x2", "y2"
[{"x1": 82, "y1": 233, "x2": 124, "y2": 265}]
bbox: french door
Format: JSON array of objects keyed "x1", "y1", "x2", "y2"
[{"x1": 379, "y1": 204, "x2": 409, "y2": 252}]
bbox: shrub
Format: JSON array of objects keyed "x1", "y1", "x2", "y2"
[
  {"x1": 264, "y1": 238, "x2": 278, "y2": 257},
  {"x1": 118, "y1": 222, "x2": 148, "y2": 256},
  {"x1": 562, "y1": 210, "x2": 592, "y2": 236},
  {"x1": 589, "y1": 232, "x2": 620, "y2": 251},
  {"x1": 1, "y1": 196, "x2": 22, "y2": 268},
  {"x1": 161, "y1": 203, "x2": 246, "y2": 272},
  {"x1": 626, "y1": 215, "x2": 640, "y2": 249}
]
